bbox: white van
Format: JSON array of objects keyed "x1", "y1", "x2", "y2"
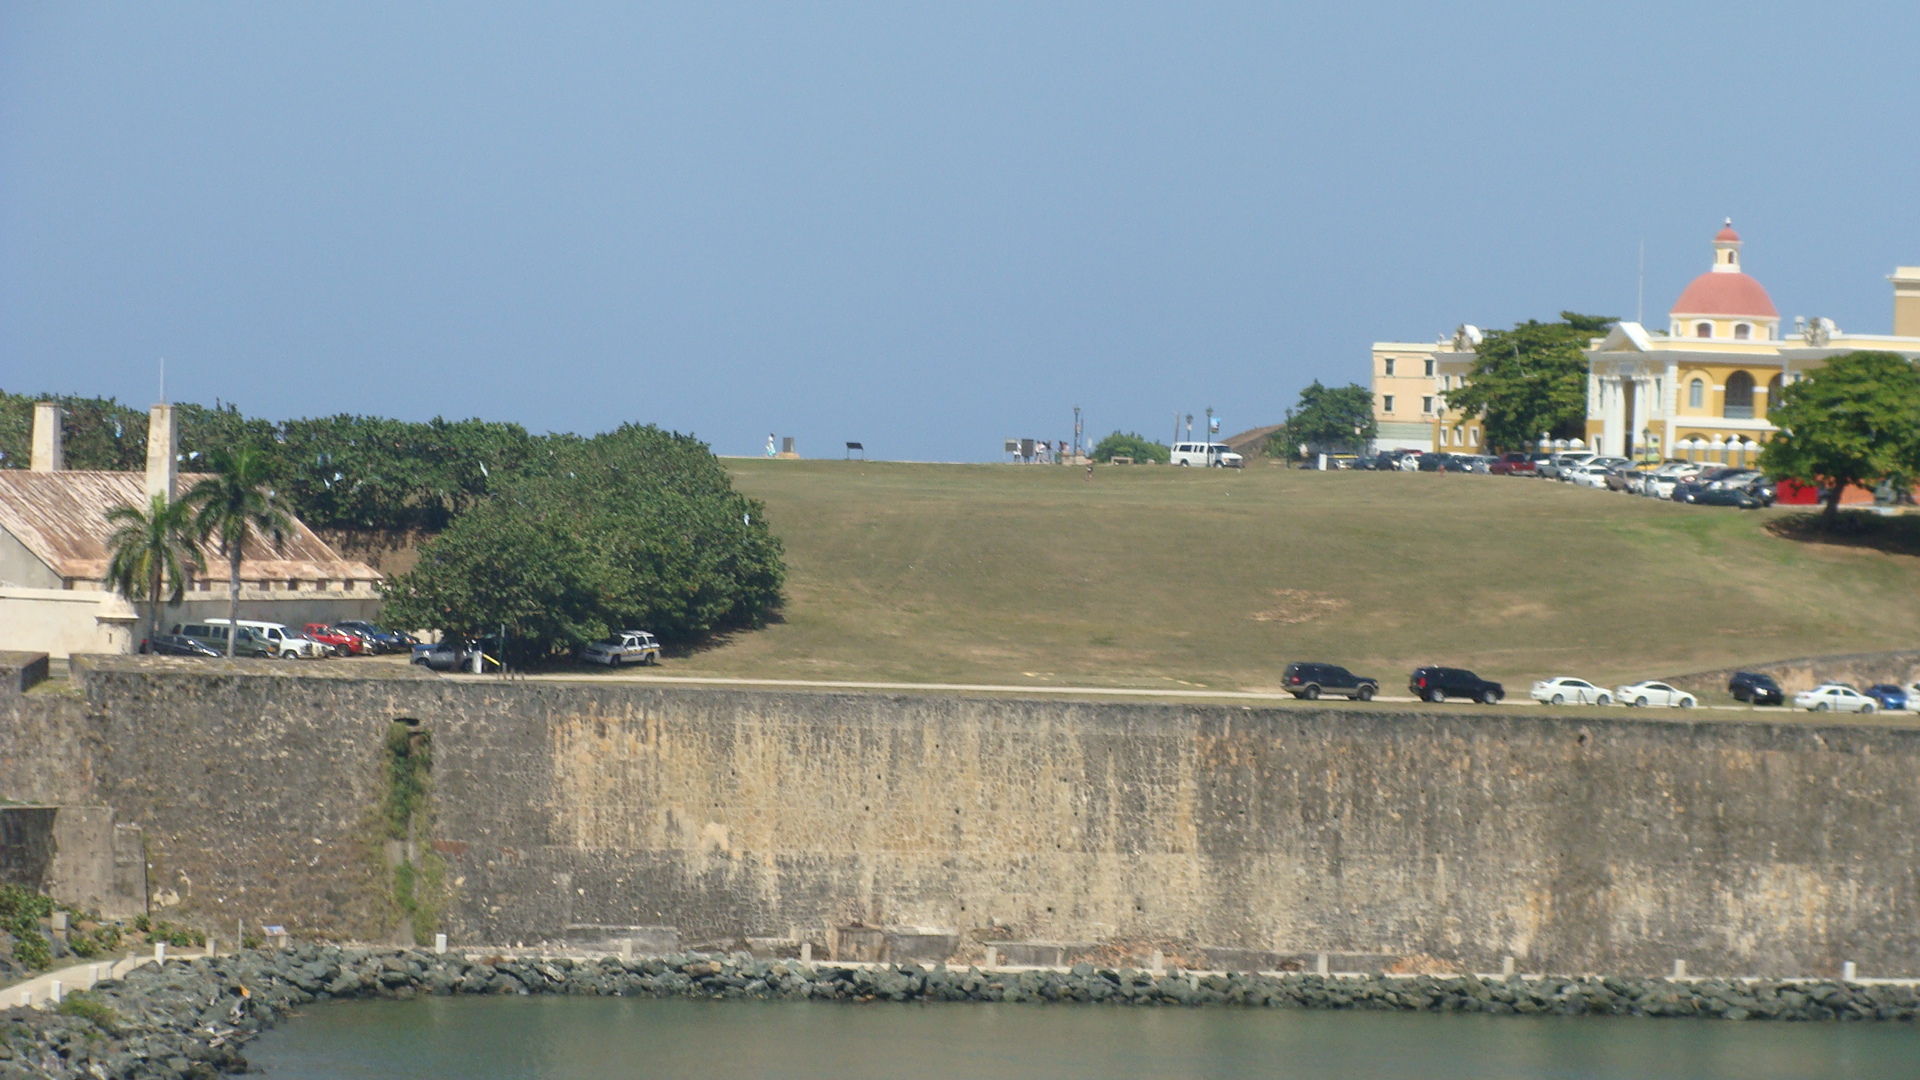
[
  {"x1": 205, "y1": 618, "x2": 328, "y2": 659},
  {"x1": 1169, "y1": 442, "x2": 1244, "y2": 468}
]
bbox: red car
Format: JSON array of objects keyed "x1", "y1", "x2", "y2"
[
  {"x1": 303, "y1": 623, "x2": 364, "y2": 656},
  {"x1": 1488, "y1": 452, "x2": 1537, "y2": 476}
]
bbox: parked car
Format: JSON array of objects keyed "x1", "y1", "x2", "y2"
[
  {"x1": 1565, "y1": 463, "x2": 1614, "y2": 489},
  {"x1": 413, "y1": 638, "x2": 501, "y2": 673},
  {"x1": 1540, "y1": 453, "x2": 1596, "y2": 481},
  {"x1": 139, "y1": 632, "x2": 221, "y2": 658},
  {"x1": 1530, "y1": 677, "x2": 1612, "y2": 706},
  {"x1": 1409, "y1": 666, "x2": 1503, "y2": 705},
  {"x1": 1282, "y1": 662, "x2": 1378, "y2": 701},
  {"x1": 173, "y1": 622, "x2": 273, "y2": 659},
  {"x1": 303, "y1": 623, "x2": 365, "y2": 656},
  {"x1": 1687, "y1": 487, "x2": 1764, "y2": 509},
  {"x1": 1614, "y1": 680, "x2": 1697, "y2": 708},
  {"x1": 1489, "y1": 453, "x2": 1536, "y2": 476},
  {"x1": 1862, "y1": 684, "x2": 1909, "y2": 712},
  {"x1": 1727, "y1": 671, "x2": 1785, "y2": 705},
  {"x1": 1645, "y1": 464, "x2": 1702, "y2": 500},
  {"x1": 334, "y1": 619, "x2": 415, "y2": 653},
  {"x1": 1794, "y1": 683, "x2": 1877, "y2": 713},
  {"x1": 1416, "y1": 453, "x2": 1465, "y2": 472},
  {"x1": 206, "y1": 618, "x2": 328, "y2": 659},
  {"x1": 580, "y1": 630, "x2": 662, "y2": 667},
  {"x1": 1170, "y1": 442, "x2": 1244, "y2": 468},
  {"x1": 1452, "y1": 454, "x2": 1494, "y2": 474}
]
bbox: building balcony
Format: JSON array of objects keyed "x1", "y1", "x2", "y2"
[{"x1": 1723, "y1": 406, "x2": 1754, "y2": 419}]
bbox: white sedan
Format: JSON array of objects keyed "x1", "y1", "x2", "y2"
[
  {"x1": 1794, "y1": 684, "x2": 1877, "y2": 714},
  {"x1": 1564, "y1": 465, "x2": 1613, "y2": 489},
  {"x1": 1615, "y1": 681, "x2": 1697, "y2": 708},
  {"x1": 1531, "y1": 677, "x2": 1612, "y2": 705}
]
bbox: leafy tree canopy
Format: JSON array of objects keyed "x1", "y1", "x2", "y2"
[
  {"x1": 1268, "y1": 381, "x2": 1375, "y2": 457},
  {"x1": 1091, "y1": 431, "x2": 1170, "y2": 464},
  {"x1": 1759, "y1": 350, "x2": 1920, "y2": 518},
  {"x1": 1, "y1": 392, "x2": 534, "y2": 534},
  {"x1": 1442, "y1": 312, "x2": 1614, "y2": 451},
  {"x1": 380, "y1": 424, "x2": 784, "y2": 661}
]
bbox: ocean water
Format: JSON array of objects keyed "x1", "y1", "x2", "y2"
[{"x1": 245, "y1": 995, "x2": 1920, "y2": 1079}]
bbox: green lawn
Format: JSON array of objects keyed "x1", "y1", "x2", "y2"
[{"x1": 656, "y1": 460, "x2": 1920, "y2": 694}]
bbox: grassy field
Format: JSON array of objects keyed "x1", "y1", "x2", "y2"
[{"x1": 653, "y1": 460, "x2": 1920, "y2": 695}]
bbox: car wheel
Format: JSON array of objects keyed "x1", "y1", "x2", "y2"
[
  {"x1": 1481, "y1": 690, "x2": 1500, "y2": 705},
  {"x1": 1597, "y1": 695, "x2": 1611, "y2": 706},
  {"x1": 1634, "y1": 696, "x2": 1648, "y2": 708},
  {"x1": 1550, "y1": 693, "x2": 1565, "y2": 706},
  {"x1": 1356, "y1": 685, "x2": 1374, "y2": 701},
  {"x1": 1861, "y1": 703, "x2": 1875, "y2": 715},
  {"x1": 1678, "y1": 697, "x2": 1693, "y2": 708},
  {"x1": 1180, "y1": 461, "x2": 1190, "y2": 467},
  {"x1": 1815, "y1": 702, "x2": 1829, "y2": 712},
  {"x1": 1303, "y1": 685, "x2": 1320, "y2": 700},
  {"x1": 1429, "y1": 690, "x2": 1446, "y2": 704}
]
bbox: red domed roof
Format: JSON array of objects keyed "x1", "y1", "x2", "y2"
[
  {"x1": 1715, "y1": 222, "x2": 1741, "y2": 242},
  {"x1": 1671, "y1": 271, "x2": 1777, "y2": 318}
]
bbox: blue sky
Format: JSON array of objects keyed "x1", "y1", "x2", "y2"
[{"x1": 3, "y1": 2, "x2": 1916, "y2": 460}]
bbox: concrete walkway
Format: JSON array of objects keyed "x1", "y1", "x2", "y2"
[{"x1": 5, "y1": 945, "x2": 217, "y2": 1010}]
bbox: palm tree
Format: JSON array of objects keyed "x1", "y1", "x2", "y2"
[
  {"x1": 185, "y1": 447, "x2": 293, "y2": 656},
  {"x1": 104, "y1": 493, "x2": 205, "y2": 653}
]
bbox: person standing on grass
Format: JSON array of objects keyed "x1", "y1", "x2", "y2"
[{"x1": 765, "y1": 433, "x2": 777, "y2": 457}]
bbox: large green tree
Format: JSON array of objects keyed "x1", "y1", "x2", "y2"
[
  {"x1": 185, "y1": 447, "x2": 295, "y2": 655},
  {"x1": 104, "y1": 493, "x2": 205, "y2": 652},
  {"x1": 1443, "y1": 313, "x2": 1614, "y2": 451},
  {"x1": 381, "y1": 424, "x2": 784, "y2": 662},
  {"x1": 1269, "y1": 381, "x2": 1376, "y2": 457},
  {"x1": 1760, "y1": 350, "x2": 1920, "y2": 520}
]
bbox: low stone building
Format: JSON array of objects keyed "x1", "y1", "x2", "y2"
[{"x1": 0, "y1": 401, "x2": 382, "y2": 657}]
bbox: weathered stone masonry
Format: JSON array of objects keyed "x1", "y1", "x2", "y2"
[{"x1": 4, "y1": 656, "x2": 1918, "y2": 979}]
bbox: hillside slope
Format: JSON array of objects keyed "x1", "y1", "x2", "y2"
[{"x1": 668, "y1": 460, "x2": 1920, "y2": 694}]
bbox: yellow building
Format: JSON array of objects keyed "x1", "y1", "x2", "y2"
[
  {"x1": 1369, "y1": 327, "x2": 1486, "y2": 453},
  {"x1": 1584, "y1": 222, "x2": 1920, "y2": 461}
]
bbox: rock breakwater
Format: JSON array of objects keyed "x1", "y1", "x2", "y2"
[{"x1": 4, "y1": 946, "x2": 1916, "y2": 1078}]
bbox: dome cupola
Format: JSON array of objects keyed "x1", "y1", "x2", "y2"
[{"x1": 1669, "y1": 219, "x2": 1778, "y2": 341}]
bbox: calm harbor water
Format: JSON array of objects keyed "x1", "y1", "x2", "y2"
[{"x1": 246, "y1": 995, "x2": 1920, "y2": 1080}]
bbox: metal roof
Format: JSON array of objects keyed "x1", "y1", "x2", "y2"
[{"x1": 0, "y1": 470, "x2": 381, "y2": 584}]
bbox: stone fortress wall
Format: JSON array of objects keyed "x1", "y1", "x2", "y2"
[{"x1": 3, "y1": 654, "x2": 1917, "y2": 979}]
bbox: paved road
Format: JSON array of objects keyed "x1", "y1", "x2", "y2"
[{"x1": 515, "y1": 672, "x2": 1822, "y2": 713}]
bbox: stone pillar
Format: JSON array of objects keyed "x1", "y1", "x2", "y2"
[
  {"x1": 146, "y1": 404, "x2": 177, "y2": 503},
  {"x1": 30, "y1": 402, "x2": 63, "y2": 472}
]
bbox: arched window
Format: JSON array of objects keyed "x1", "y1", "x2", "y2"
[
  {"x1": 1724, "y1": 371, "x2": 1754, "y2": 418},
  {"x1": 1688, "y1": 378, "x2": 1705, "y2": 409},
  {"x1": 1695, "y1": 322, "x2": 1713, "y2": 338},
  {"x1": 1765, "y1": 374, "x2": 1782, "y2": 417},
  {"x1": 1734, "y1": 323, "x2": 1751, "y2": 340}
]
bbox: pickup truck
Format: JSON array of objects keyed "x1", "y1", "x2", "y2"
[
  {"x1": 1488, "y1": 452, "x2": 1536, "y2": 476},
  {"x1": 581, "y1": 631, "x2": 662, "y2": 667}
]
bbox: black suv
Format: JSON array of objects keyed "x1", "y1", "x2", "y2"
[
  {"x1": 1728, "y1": 671, "x2": 1785, "y2": 705},
  {"x1": 1283, "y1": 662, "x2": 1379, "y2": 701},
  {"x1": 1410, "y1": 666, "x2": 1503, "y2": 705}
]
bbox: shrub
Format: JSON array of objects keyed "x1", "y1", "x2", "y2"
[
  {"x1": 1092, "y1": 431, "x2": 1170, "y2": 464},
  {"x1": 55, "y1": 992, "x2": 121, "y2": 1033}
]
